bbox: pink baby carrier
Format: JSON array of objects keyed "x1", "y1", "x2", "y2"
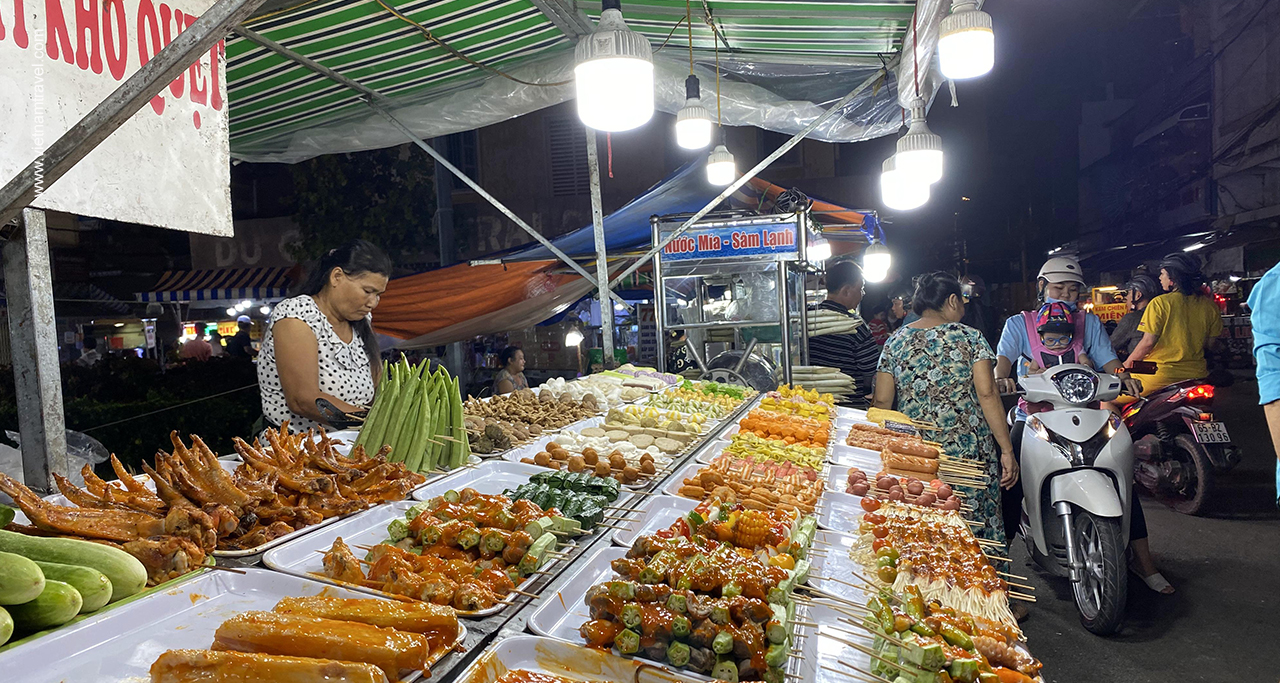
[{"x1": 1016, "y1": 308, "x2": 1087, "y2": 414}]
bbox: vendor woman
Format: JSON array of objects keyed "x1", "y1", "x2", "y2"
[
  {"x1": 494, "y1": 346, "x2": 528, "y2": 394},
  {"x1": 258, "y1": 240, "x2": 392, "y2": 431}
]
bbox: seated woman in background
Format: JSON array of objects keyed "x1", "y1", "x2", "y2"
[{"x1": 494, "y1": 346, "x2": 528, "y2": 394}]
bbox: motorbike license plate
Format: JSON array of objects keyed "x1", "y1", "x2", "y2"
[{"x1": 1191, "y1": 421, "x2": 1231, "y2": 444}]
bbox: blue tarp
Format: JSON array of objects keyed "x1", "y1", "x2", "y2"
[{"x1": 503, "y1": 160, "x2": 724, "y2": 261}]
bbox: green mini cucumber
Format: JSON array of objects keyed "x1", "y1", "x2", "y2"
[
  {"x1": 33, "y1": 561, "x2": 112, "y2": 613},
  {"x1": 0, "y1": 530, "x2": 146, "y2": 602},
  {"x1": 0, "y1": 606, "x2": 12, "y2": 646},
  {"x1": 0, "y1": 550, "x2": 45, "y2": 605},
  {"x1": 6, "y1": 580, "x2": 82, "y2": 633}
]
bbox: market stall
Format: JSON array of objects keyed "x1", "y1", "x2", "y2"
[{"x1": 0, "y1": 374, "x2": 1043, "y2": 683}]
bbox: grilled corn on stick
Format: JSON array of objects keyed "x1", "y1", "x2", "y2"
[
  {"x1": 273, "y1": 596, "x2": 458, "y2": 646},
  {"x1": 212, "y1": 611, "x2": 427, "y2": 679},
  {"x1": 150, "y1": 649, "x2": 389, "y2": 683}
]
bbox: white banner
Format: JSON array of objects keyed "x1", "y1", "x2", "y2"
[{"x1": 0, "y1": 0, "x2": 231, "y2": 235}]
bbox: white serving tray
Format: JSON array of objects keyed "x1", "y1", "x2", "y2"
[
  {"x1": 499, "y1": 443, "x2": 683, "y2": 491},
  {"x1": 526, "y1": 544, "x2": 813, "y2": 682},
  {"x1": 693, "y1": 439, "x2": 731, "y2": 465},
  {"x1": 263, "y1": 499, "x2": 573, "y2": 618},
  {"x1": 0, "y1": 567, "x2": 464, "y2": 682},
  {"x1": 456, "y1": 634, "x2": 698, "y2": 683},
  {"x1": 816, "y1": 490, "x2": 866, "y2": 532},
  {"x1": 411, "y1": 460, "x2": 547, "y2": 502},
  {"x1": 806, "y1": 529, "x2": 868, "y2": 602},
  {"x1": 659, "y1": 460, "x2": 706, "y2": 500},
  {"x1": 834, "y1": 406, "x2": 869, "y2": 423},
  {"x1": 610, "y1": 494, "x2": 697, "y2": 547},
  {"x1": 830, "y1": 442, "x2": 883, "y2": 470},
  {"x1": 524, "y1": 544, "x2": 632, "y2": 643}
]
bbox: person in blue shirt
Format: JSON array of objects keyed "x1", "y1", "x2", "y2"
[
  {"x1": 995, "y1": 256, "x2": 1171, "y2": 596},
  {"x1": 1247, "y1": 262, "x2": 1280, "y2": 508}
]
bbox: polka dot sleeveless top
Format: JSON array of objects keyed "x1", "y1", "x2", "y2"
[{"x1": 258, "y1": 295, "x2": 376, "y2": 432}]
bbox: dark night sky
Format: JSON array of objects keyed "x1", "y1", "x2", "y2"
[{"x1": 875, "y1": 0, "x2": 1191, "y2": 284}]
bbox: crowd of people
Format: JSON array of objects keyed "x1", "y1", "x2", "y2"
[{"x1": 808, "y1": 250, "x2": 1247, "y2": 615}]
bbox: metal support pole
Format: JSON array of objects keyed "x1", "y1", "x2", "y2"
[
  {"x1": 0, "y1": 0, "x2": 269, "y2": 225},
  {"x1": 233, "y1": 27, "x2": 631, "y2": 311},
  {"x1": 607, "y1": 68, "x2": 885, "y2": 291},
  {"x1": 776, "y1": 263, "x2": 792, "y2": 386},
  {"x1": 3, "y1": 209, "x2": 67, "y2": 492},
  {"x1": 585, "y1": 129, "x2": 615, "y2": 367},
  {"x1": 651, "y1": 217, "x2": 667, "y2": 373},
  {"x1": 432, "y1": 138, "x2": 456, "y2": 268}
]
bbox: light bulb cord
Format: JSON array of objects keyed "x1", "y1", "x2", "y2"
[
  {"x1": 713, "y1": 19, "x2": 722, "y2": 126},
  {"x1": 686, "y1": 0, "x2": 694, "y2": 75},
  {"x1": 911, "y1": 6, "x2": 920, "y2": 100}
]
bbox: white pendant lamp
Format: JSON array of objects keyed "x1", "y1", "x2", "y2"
[
  {"x1": 807, "y1": 237, "x2": 832, "y2": 263},
  {"x1": 895, "y1": 99, "x2": 944, "y2": 186},
  {"x1": 574, "y1": 0, "x2": 654, "y2": 132},
  {"x1": 880, "y1": 156, "x2": 929, "y2": 211},
  {"x1": 939, "y1": 0, "x2": 995, "y2": 80},
  {"x1": 863, "y1": 240, "x2": 892, "y2": 282},
  {"x1": 676, "y1": 75, "x2": 713, "y2": 150},
  {"x1": 706, "y1": 140, "x2": 736, "y2": 186}
]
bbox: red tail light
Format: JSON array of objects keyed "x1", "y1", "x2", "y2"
[{"x1": 1186, "y1": 384, "x2": 1214, "y2": 404}]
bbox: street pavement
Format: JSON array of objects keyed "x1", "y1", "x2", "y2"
[{"x1": 1015, "y1": 375, "x2": 1279, "y2": 681}]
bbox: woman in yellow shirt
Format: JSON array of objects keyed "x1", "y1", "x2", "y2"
[{"x1": 1124, "y1": 253, "x2": 1222, "y2": 395}]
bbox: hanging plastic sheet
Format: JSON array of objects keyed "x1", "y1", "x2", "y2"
[{"x1": 228, "y1": 1, "x2": 947, "y2": 165}]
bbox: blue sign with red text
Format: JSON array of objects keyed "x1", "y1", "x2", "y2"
[{"x1": 661, "y1": 223, "x2": 798, "y2": 261}]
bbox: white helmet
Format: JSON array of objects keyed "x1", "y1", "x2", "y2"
[{"x1": 1038, "y1": 256, "x2": 1085, "y2": 285}]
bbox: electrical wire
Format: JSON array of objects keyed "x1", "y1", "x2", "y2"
[
  {"x1": 79, "y1": 384, "x2": 261, "y2": 433},
  {"x1": 713, "y1": 20, "x2": 722, "y2": 125},
  {"x1": 653, "y1": 15, "x2": 687, "y2": 52},
  {"x1": 372, "y1": 0, "x2": 571, "y2": 87},
  {"x1": 687, "y1": 0, "x2": 695, "y2": 74}
]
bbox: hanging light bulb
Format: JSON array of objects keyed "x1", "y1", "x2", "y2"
[
  {"x1": 565, "y1": 328, "x2": 585, "y2": 347},
  {"x1": 808, "y1": 237, "x2": 832, "y2": 263},
  {"x1": 225, "y1": 307, "x2": 237, "y2": 317},
  {"x1": 260, "y1": 305, "x2": 271, "y2": 315},
  {"x1": 676, "y1": 76, "x2": 713, "y2": 149},
  {"x1": 574, "y1": 0, "x2": 654, "y2": 132},
  {"x1": 706, "y1": 143, "x2": 736, "y2": 186},
  {"x1": 896, "y1": 99, "x2": 944, "y2": 186},
  {"x1": 939, "y1": 0, "x2": 995, "y2": 80},
  {"x1": 863, "y1": 240, "x2": 892, "y2": 282},
  {"x1": 880, "y1": 157, "x2": 929, "y2": 210}
]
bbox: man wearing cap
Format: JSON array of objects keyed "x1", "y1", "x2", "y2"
[{"x1": 225, "y1": 316, "x2": 257, "y2": 359}]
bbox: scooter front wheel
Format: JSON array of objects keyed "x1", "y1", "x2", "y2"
[{"x1": 1071, "y1": 509, "x2": 1128, "y2": 635}]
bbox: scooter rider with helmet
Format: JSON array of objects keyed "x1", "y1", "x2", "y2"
[
  {"x1": 1123, "y1": 253, "x2": 1223, "y2": 396},
  {"x1": 995, "y1": 257, "x2": 1172, "y2": 598},
  {"x1": 1111, "y1": 273, "x2": 1161, "y2": 358}
]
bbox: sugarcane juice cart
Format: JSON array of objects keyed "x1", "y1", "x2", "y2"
[{"x1": 652, "y1": 211, "x2": 822, "y2": 391}]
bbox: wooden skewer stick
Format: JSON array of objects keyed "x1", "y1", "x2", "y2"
[
  {"x1": 819, "y1": 632, "x2": 926, "y2": 677},
  {"x1": 791, "y1": 619, "x2": 819, "y2": 628},
  {"x1": 998, "y1": 569, "x2": 1030, "y2": 581},
  {"x1": 1008, "y1": 591, "x2": 1037, "y2": 602},
  {"x1": 206, "y1": 564, "x2": 248, "y2": 575},
  {"x1": 832, "y1": 621, "x2": 905, "y2": 647},
  {"x1": 819, "y1": 664, "x2": 884, "y2": 683},
  {"x1": 831, "y1": 661, "x2": 894, "y2": 683},
  {"x1": 505, "y1": 588, "x2": 542, "y2": 599}
]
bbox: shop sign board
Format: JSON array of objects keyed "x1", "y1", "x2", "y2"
[
  {"x1": 661, "y1": 222, "x2": 798, "y2": 262},
  {"x1": 0, "y1": 0, "x2": 232, "y2": 235},
  {"x1": 637, "y1": 303, "x2": 656, "y2": 361},
  {"x1": 1093, "y1": 303, "x2": 1128, "y2": 323}
]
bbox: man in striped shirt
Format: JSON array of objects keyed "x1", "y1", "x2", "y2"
[{"x1": 808, "y1": 260, "x2": 880, "y2": 408}]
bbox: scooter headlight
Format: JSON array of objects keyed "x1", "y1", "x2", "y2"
[{"x1": 1053, "y1": 370, "x2": 1098, "y2": 405}]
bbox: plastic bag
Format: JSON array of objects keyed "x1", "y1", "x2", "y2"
[{"x1": 0, "y1": 429, "x2": 108, "y2": 503}]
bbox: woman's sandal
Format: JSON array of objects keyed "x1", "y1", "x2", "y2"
[{"x1": 1129, "y1": 565, "x2": 1175, "y2": 594}]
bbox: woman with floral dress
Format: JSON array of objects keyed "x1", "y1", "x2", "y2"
[{"x1": 872, "y1": 272, "x2": 1019, "y2": 551}]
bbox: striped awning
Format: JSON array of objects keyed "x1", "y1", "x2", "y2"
[
  {"x1": 134, "y1": 268, "x2": 294, "y2": 303},
  {"x1": 229, "y1": 0, "x2": 572, "y2": 155},
  {"x1": 228, "y1": 0, "x2": 931, "y2": 162}
]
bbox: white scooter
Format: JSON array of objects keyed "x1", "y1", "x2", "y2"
[{"x1": 1016, "y1": 364, "x2": 1134, "y2": 635}]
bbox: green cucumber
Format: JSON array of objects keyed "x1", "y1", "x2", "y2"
[
  {"x1": 0, "y1": 505, "x2": 14, "y2": 528},
  {"x1": 0, "y1": 530, "x2": 146, "y2": 602},
  {"x1": 6, "y1": 580, "x2": 82, "y2": 632},
  {"x1": 0, "y1": 550, "x2": 45, "y2": 605},
  {"x1": 0, "y1": 606, "x2": 11, "y2": 646},
  {"x1": 33, "y1": 561, "x2": 112, "y2": 613}
]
